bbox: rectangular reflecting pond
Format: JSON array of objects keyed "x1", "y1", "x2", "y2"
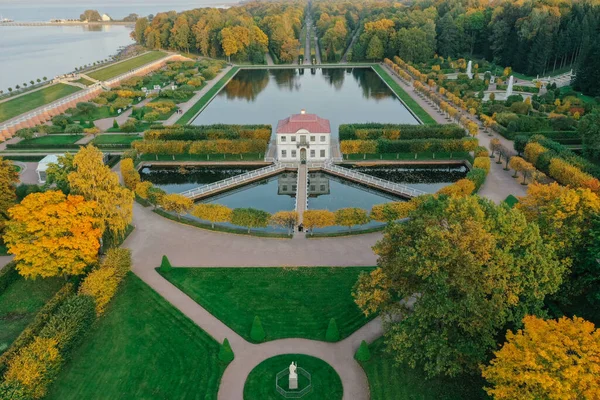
[
  {"x1": 192, "y1": 68, "x2": 419, "y2": 138},
  {"x1": 140, "y1": 164, "x2": 465, "y2": 233}
]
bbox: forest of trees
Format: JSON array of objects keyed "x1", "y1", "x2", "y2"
[
  {"x1": 133, "y1": 1, "x2": 304, "y2": 64},
  {"x1": 347, "y1": 0, "x2": 600, "y2": 94}
]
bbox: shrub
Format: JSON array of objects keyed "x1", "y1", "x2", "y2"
[
  {"x1": 339, "y1": 124, "x2": 465, "y2": 140},
  {"x1": 466, "y1": 168, "x2": 487, "y2": 191},
  {"x1": 474, "y1": 146, "x2": 489, "y2": 158},
  {"x1": 0, "y1": 284, "x2": 73, "y2": 375},
  {"x1": 160, "y1": 255, "x2": 172, "y2": 272},
  {"x1": 102, "y1": 248, "x2": 131, "y2": 279},
  {"x1": 78, "y1": 268, "x2": 119, "y2": 315},
  {"x1": 120, "y1": 118, "x2": 139, "y2": 133},
  {"x1": 473, "y1": 156, "x2": 491, "y2": 174},
  {"x1": 120, "y1": 158, "x2": 141, "y2": 190},
  {"x1": 513, "y1": 135, "x2": 529, "y2": 154},
  {"x1": 437, "y1": 178, "x2": 476, "y2": 197},
  {"x1": 38, "y1": 295, "x2": 96, "y2": 353},
  {"x1": 370, "y1": 202, "x2": 416, "y2": 222},
  {"x1": 250, "y1": 316, "x2": 266, "y2": 342},
  {"x1": 355, "y1": 340, "x2": 371, "y2": 361},
  {"x1": 218, "y1": 338, "x2": 234, "y2": 363},
  {"x1": 0, "y1": 261, "x2": 19, "y2": 293},
  {"x1": 325, "y1": 318, "x2": 340, "y2": 342},
  {"x1": 112, "y1": 119, "x2": 119, "y2": 129},
  {"x1": 3, "y1": 337, "x2": 62, "y2": 399}
]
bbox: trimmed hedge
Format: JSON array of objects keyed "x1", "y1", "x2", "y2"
[
  {"x1": 377, "y1": 138, "x2": 478, "y2": 154},
  {"x1": 467, "y1": 168, "x2": 487, "y2": 191},
  {"x1": 339, "y1": 124, "x2": 465, "y2": 141},
  {"x1": 529, "y1": 135, "x2": 600, "y2": 177},
  {"x1": 0, "y1": 283, "x2": 74, "y2": 375},
  {"x1": 502, "y1": 130, "x2": 581, "y2": 144},
  {"x1": 0, "y1": 261, "x2": 19, "y2": 294},
  {"x1": 145, "y1": 124, "x2": 272, "y2": 142}
]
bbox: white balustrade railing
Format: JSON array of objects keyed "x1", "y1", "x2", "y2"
[
  {"x1": 323, "y1": 162, "x2": 428, "y2": 198},
  {"x1": 180, "y1": 163, "x2": 285, "y2": 199}
]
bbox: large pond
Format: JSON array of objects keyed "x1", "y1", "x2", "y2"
[
  {"x1": 191, "y1": 68, "x2": 419, "y2": 138},
  {"x1": 141, "y1": 164, "x2": 465, "y2": 233}
]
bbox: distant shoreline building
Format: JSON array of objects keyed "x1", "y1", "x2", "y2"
[{"x1": 276, "y1": 110, "x2": 330, "y2": 163}]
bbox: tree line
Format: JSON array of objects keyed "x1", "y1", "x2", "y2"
[{"x1": 133, "y1": 1, "x2": 304, "y2": 63}]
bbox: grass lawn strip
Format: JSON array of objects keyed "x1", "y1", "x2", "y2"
[
  {"x1": 159, "y1": 267, "x2": 376, "y2": 342},
  {"x1": 244, "y1": 354, "x2": 343, "y2": 400},
  {"x1": 87, "y1": 51, "x2": 167, "y2": 81},
  {"x1": 0, "y1": 275, "x2": 63, "y2": 354},
  {"x1": 10, "y1": 135, "x2": 83, "y2": 148},
  {"x1": 0, "y1": 84, "x2": 81, "y2": 123},
  {"x1": 92, "y1": 134, "x2": 141, "y2": 146},
  {"x1": 359, "y1": 337, "x2": 488, "y2": 400},
  {"x1": 46, "y1": 274, "x2": 225, "y2": 400},
  {"x1": 372, "y1": 65, "x2": 437, "y2": 125},
  {"x1": 177, "y1": 67, "x2": 239, "y2": 125}
]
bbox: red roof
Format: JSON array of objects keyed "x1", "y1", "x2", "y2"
[{"x1": 276, "y1": 113, "x2": 331, "y2": 134}]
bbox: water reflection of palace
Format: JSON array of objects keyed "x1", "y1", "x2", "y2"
[{"x1": 277, "y1": 172, "x2": 330, "y2": 197}]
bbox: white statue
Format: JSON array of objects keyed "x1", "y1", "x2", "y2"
[
  {"x1": 289, "y1": 362, "x2": 297, "y2": 379},
  {"x1": 506, "y1": 75, "x2": 514, "y2": 97},
  {"x1": 466, "y1": 61, "x2": 473, "y2": 79}
]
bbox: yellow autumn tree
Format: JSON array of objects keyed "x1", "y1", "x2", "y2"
[
  {"x1": 473, "y1": 156, "x2": 491, "y2": 174},
  {"x1": 269, "y1": 211, "x2": 298, "y2": 236},
  {"x1": 4, "y1": 191, "x2": 102, "y2": 278},
  {"x1": 352, "y1": 268, "x2": 392, "y2": 316},
  {"x1": 120, "y1": 158, "x2": 140, "y2": 190},
  {"x1": 69, "y1": 145, "x2": 134, "y2": 239},
  {"x1": 135, "y1": 181, "x2": 153, "y2": 200},
  {"x1": 4, "y1": 336, "x2": 62, "y2": 399},
  {"x1": 481, "y1": 315, "x2": 600, "y2": 400},
  {"x1": 0, "y1": 157, "x2": 19, "y2": 236},
  {"x1": 437, "y1": 179, "x2": 475, "y2": 197},
  {"x1": 160, "y1": 193, "x2": 193, "y2": 219},
  {"x1": 370, "y1": 201, "x2": 417, "y2": 222},
  {"x1": 303, "y1": 210, "x2": 335, "y2": 234},
  {"x1": 334, "y1": 207, "x2": 370, "y2": 232},
  {"x1": 79, "y1": 267, "x2": 119, "y2": 315},
  {"x1": 191, "y1": 203, "x2": 232, "y2": 228}
]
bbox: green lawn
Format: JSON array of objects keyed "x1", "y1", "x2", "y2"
[
  {"x1": 46, "y1": 274, "x2": 225, "y2": 400},
  {"x1": 0, "y1": 245, "x2": 7, "y2": 256},
  {"x1": 503, "y1": 194, "x2": 519, "y2": 208},
  {"x1": 0, "y1": 274, "x2": 63, "y2": 354},
  {"x1": 92, "y1": 134, "x2": 141, "y2": 146},
  {"x1": 360, "y1": 338, "x2": 488, "y2": 400},
  {"x1": 87, "y1": 51, "x2": 167, "y2": 81},
  {"x1": 70, "y1": 105, "x2": 112, "y2": 123},
  {"x1": 244, "y1": 354, "x2": 343, "y2": 400},
  {"x1": 559, "y1": 85, "x2": 598, "y2": 105},
  {"x1": 158, "y1": 267, "x2": 376, "y2": 342},
  {"x1": 372, "y1": 65, "x2": 437, "y2": 125},
  {"x1": 74, "y1": 77, "x2": 95, "y2": 86},
  {"x1": 0, "y1": 84, "x2": 81, "y2": 123},
  {"x1": 177, "y1": 67, "x2": 238, "y2": 125},
  {"x1": 11, "y1": 135, "x2": 83, "y2": 148}
]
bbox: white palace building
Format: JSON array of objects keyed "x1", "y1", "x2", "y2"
[{"x1": 276, "y1": 110, "x2": 331, "y2": 163}]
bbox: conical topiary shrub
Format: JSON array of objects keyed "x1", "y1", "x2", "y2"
[
  {"x1": 113, "y1": 119, "x2": 119, "y2": 129},
  {"x1": 159, "y1": 255, "x2": 172, "y2": 272},
  {"x1": 218, "y1": 338, "x2": 234, "y2": 363},
  {"x1": 250, "y1": 316, "x2": 266, "y2": 342},
  {"x1": 355, "y1": 340, "x2": 371, "y2": 362},
  {"x1": 325, "y1": 318, "x2": 340, "y2": 342}
]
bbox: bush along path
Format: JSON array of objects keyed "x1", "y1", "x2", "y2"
[{"x1": 381, "y1": 62, "x2": 527, "y2": 203}]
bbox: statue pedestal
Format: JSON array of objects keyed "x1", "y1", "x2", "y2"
[{"x1": 289, "y1": 376, "x2": 298, "y2": 390}]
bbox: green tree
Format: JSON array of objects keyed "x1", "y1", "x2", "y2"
[
  {"x1": 366, "y1": 35, "x2": 384, "y2": 60},
  {"x1": 231, "y1": 208, "x2": 270, "y2": 233},
  {"x1": 113, "y1": 119, "x2": 119, "y2": 129},
  {"x1": 218, "y1": 338, "x2": 234, "y2": 363},
  {"x1": 364, "y1": 195, "x2": 563, "y2": 377},
  {"x1": 579, "y1": 110, "x2": 600, "y2": 159},
  {"x1": 0, "y1": 157, "x2": 19, "y2": 237},
  {"x1": 160, "y1": 255, "x2": 172, "y2": 272},
  {"x1": 80, "y1": 9, "x2": 102, "y2": 22},
  {"x1": 325, "y1": 318, "x2": 340, "y2": 342},
  {"x1": 355, "y1": 340, "x2": 371, "y2": 362},
  {"x1": 334, "y1": 208, "x2": 369, "y2": 232},
  {"x1": 250, "y1": 316, "x2": 266, "y2": 342}
]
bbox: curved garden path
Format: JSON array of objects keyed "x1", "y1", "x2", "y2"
[{"x1": 124, "y1": 203, "x2": 381, "y2": 399}]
